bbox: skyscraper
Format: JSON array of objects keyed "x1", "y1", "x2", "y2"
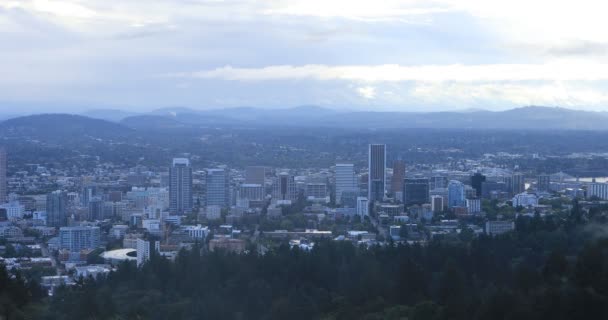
[
  {"x1": 206, "y1": 168, "x2": 230, "y2": 208},
  {"x1": 0, "y1": 148, "x2": 6, "y2": 204},
  {"x1": 169, "y1": 158, "x2": 193, "y2": 215},
  {"x1": 47, "y1": 190, "x2": 67, "y2": 227},
  {"x1": 447, "y1": 180, "x2": 465, "y2": 208},
  {"x1": 390, "y1": 159, "x2": 406, "y2": 195},
  {"x1": 272, "y1": 172, "x2": 297, "y2": 202},
  {"x1": 511, "y1": 173, "x2": 525, "y2": 195},
  {"x1": 403, "y1": 178, "x2": 430, "y2": 205},
  {"x1": 471, "y1": 173, "x2": 486, "y2": 197},
  {"x1": 368, "y1": 144, "x2": 386, "y2": 203},
  {"x1": 335, "y1": 163, "x2": 357, "y2": 206},
  {"x1": 537, "y1": 174, "x2": 550, "y2": 192}
]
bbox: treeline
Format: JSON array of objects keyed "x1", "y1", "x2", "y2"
[
  {"x1": 28, "y1": 219, "x2": 608, "y2": 319},
  {"x1": 4, "y1": 209, "x2": 608, "y2": 319}
]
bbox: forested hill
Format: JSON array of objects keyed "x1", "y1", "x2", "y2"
[{"x1": 5, "y1": 209, "x2": 608, "y2": 319}]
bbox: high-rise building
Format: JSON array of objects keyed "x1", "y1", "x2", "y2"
[
  {"x1": 511, "y1": 173, "x2": 525, "y2": 195},
  {"x1": 390, "y1": 160, "x2": 406, "y2": 195},
  {"x1": 447, "y1": 180, "x2": 465, "y2": 208},
  {"x1": 206, "y1": 168, "x2": 230, "y2": 208},
  {"x1": 471, "y1": 173, "x2": 486, "y2": 197},
  {"x1": 47, "y1": 190, "x2": 67, "y2": 227},
  {"x1": 335, "y1": 163, "x2": 357, "y2": 206},
  {"x1": 88, "y1": 197, "x2": 104, "y2": 221},
  {"x1": 136, "y1": 237, "x2": 160, "y2": 266},
  {"x1": 430, "y1": 176, "x2": 448, "y2": 189},
  {"x1": 403, "y1": 178, "x2": 430, "y2": 205},
  {"x1": 245, "y1": 166, "x2": 266, "y2": 185},
  {"x1": 238, "y1": 184, "x2": 264, "y2": 201},
  {"x1": 368, "y1": 144, "x2": 386, "y2": 203},
  {"x1": 272, "y1": 172, "x2": 297, "y2": 202},
  {"x1": 356, "y1": 197, "x2": 369, "y2": 217},
  {"x1": 0, "y1": 148, "x2": 6, "y2": 204},
  {"x1": 59, "y1": 226, "x2": 100, "y2": 251},
  {"x1": 169, "y1": 158, "x2": 193, "y2": 215},
  {"x1": 466, "y1": 198, "x2": 481, "y2": 214},
  {"x1": 431, "y1": 195, "x2": 444, "y2": 213},
  {"x1": 537, "y1": 174, "x2": 551, "y2": 192}
]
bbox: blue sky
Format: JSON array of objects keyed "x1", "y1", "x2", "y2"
[{"x1": 2, "y1": 0, "x2": 608, "y2": 113}]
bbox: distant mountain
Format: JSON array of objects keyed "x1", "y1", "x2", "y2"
[
  {"x1": 82, "y1": 109, "x2": 139, "y2": 122},
  {"x1": 120, "y1": 115, "x2": 188, "y2": 129},
  {"x1": 0, "y1": 114, "x2": 134, "y2": 142},
  {"x1": 117, "y1": 105, "x2": 608, "y2": 130}
]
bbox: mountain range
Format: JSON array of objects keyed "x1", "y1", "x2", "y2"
[
  {"x1": 1, "y1": 106, "x2": 608, "y2": 132},
  {"x1": 84, "y1": 106, "x2": 608, "y2": 130}
]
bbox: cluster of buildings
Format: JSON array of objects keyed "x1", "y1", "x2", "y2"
[{"x1": 2, "y1": 144, "x2": 608, "y2": 291}]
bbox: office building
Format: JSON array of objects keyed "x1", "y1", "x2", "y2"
[
  {"x1": 335, "y1": 163, "x2": 358, "y2": 206},
  {"x1": 466, "y1": 198, "x2": 481, "y2": 214},
  {"x1": 356, "y1": 197, "x2": 369, "y2": 217},
  {"x1": 273, "y1": 172, "x2": 297, "y2": 202},
  {"x1": 306, "y1": 183, "x2": 327, "y2": 199},
  {"x1": 245, "y1": 166, "x2": 266, "y2": 185},
  {"x1": 238, "y1": 184, "x2": 264, "y2": 201},
  {"x1": 588, "y1": 183, "x2": 608, "y2": 200},
  {"x1": 169, "y1": 158, "x2": 193, "y2": 215},
  {"x1": 206, "y1": 168, "x2": 229, "y2": 208},
  {"x1": 537, "y1": 174, "x2": 551, "y2": 192},
  {"x1": 430, "y1": 176, "x2": 448, "y2": 189},
  {"x1": 447, "y1": 180, "x2": 465, "y2": 208},
  {"x1": 512, "y1": 192, "x2": 539, "y2": 207},
  {"x1": 431, "y1": 195, "x2": 444, "y2": 213},
  {"x1": 0, "y1": 148, "x2": 6, "y2": 204},
  {"x1": 88, "y1": 197, "x2": 104, "y2": 221},
  {"x1": 47, "y1": 190, "x2": 67, "y2": 227},
  {"x1": 59, "y1": 226, "x2": 100, "y2": 252},
  {"x1": 368, "y1": 144, "x2": 386, "y2": 203},
  {"x1": 485, "y1": 221, "x2": 515, "y2": 236},
  {"x1": 136, "y1": 237, "x2": 160, "y2": 266},
  {"x1": 403, "y1": 178, "x2": 430, "y2": 205},
  {"x1": 511, "y1": 173, "x2": 525, "y2": 195},
  {"x1": 471, "y1": 173, "x2": 486, "y2": 197},
  {"x1": 390, "y1": 160, "x2": 406, "y2": 195}
]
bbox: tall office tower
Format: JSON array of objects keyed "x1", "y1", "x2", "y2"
[
  {"x1": 511, "y1": 173, "x2": 526, "y2": 195},
  {"x1": 447, "y1": 180, "x2": 465, "y2": 208},
  {"x1": 403, "y1": 178, "x2": 430, "y2": 205},
  {"x1": 537, "y1": 174, "x2": 551, "y2": 192},
  {"x1": 81, "y1": 185, "x2": 97, "y2": 207},
  {"x1": 47, "y1": 190, "x2": 67, "y2": 227},
  {"x1": 245, "y1": 166, "x2": 266, "y2": 185},
  {"x1": 88, "y1": 197, "x2": 104, "y2": 221},
  {"x1": 59, "y1": 226, "x2": 100, "y2": 251},
  {"x1": 368, "y1": 144, "x2": 386, "y2": 203},
  {"x1": 206, "y1": 168, "x2": 229, "y2": 208},
  {"x1": 0, "y1": 148, "x2": 6, "y2": 204},
  {"x1": 169, "y1": 158, "x2": 193, "y2": 215},
  {"x1": 430, "y1": 176, "x2": 448, "y2": 189},
  {"x1": 273, "y1": 172, "x2": 297, "y2": 202},
  {"x1": 335, "y1": 163, "x2": 357, "y2": 206},
  {"x1": 390, "y1": 159, "x2": 406, "y2": 195},
  {"x1": 471, "y1": 173, "x2": 486, "y2": 197},
  {"x1": 431, "y1": 195, "x2": 444, "y2": 213}
]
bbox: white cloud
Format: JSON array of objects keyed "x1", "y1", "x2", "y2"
[
  {"x1": 173, "y1": 63, "x2": 608, "y2": 82},
  {"x1": 357, "y1": 86, "x2": 376, "y2": 99}
]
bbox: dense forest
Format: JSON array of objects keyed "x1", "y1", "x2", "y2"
[{"x1": 3, "y1": 210, "x2": 608, "y2": 319}]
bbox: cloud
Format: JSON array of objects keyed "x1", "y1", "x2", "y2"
[
  {"x1": 171, "y1": 63, "x2": 608, "y2": 82},
  {"x1": 357, "y1": 86, "x2": 376, "y2": 99}
]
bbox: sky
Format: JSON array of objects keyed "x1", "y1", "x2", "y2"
[{"x1": 3, "y1": 0, "x2": 608, "y2": 113}]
